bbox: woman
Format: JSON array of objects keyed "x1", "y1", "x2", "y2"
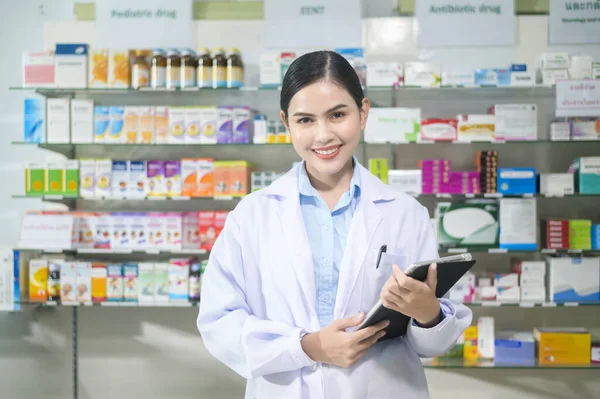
[{"x1": 197, "y1": 51, "x2": 472, "y2": 399}]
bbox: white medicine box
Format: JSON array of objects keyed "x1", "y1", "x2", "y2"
[{"x1": 46, "y1": 98, "x2": 70, "y2": 143}]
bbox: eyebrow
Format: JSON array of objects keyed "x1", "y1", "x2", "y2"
[{"x1": 292, "y1": 104, "x2": 348, "y2": 117}]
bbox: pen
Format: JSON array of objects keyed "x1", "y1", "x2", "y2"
[{"x1": 375, "y1": 245, "x2": 387, "y2": 269}]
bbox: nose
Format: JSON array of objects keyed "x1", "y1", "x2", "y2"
[{"x1": 314, "y1": 120, "x2": 336, "y2": 144}]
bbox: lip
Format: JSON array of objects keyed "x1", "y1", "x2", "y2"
[{"x1": 312, "y1": 144, "x2": 342, "y2": 160}]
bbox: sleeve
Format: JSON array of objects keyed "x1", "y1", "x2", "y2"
[
  {"x1": 196, "y1": 210, "x2": 316, "y2": 380},
  {"x1": 405, "y1": 205, "x2": 473, "y2": 358}
]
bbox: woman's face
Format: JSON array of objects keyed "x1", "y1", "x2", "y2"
[{"x1": 281, "y1": 80, "x2": 370, "y2": 178}]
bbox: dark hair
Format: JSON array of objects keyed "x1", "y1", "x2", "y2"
[{"x1": 280, "y1": 50, "x2": 365, "y2": 119}]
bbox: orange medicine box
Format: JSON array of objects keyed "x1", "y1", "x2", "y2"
[
  {"x1": 198, "y1": 211, "x2": 216, "y2": 251},
  {"x1": 181, "y1": 158, "x2": 214, "y2": 197},
  {"x1": 213, "y1": 161, "x2": 230, "y2": 198},
  {"x1": 29, "y1": 259, "x2": 48, "y2": 302},
  {"x1": 91, "y1": 263, "x2": 107, "y2": 302},
  {"x1": 229, "y1": 160, "x2": 254, "y2": 198},
  {"x1": 534, "y1": 327, "x2": 591, "y2": 365}
]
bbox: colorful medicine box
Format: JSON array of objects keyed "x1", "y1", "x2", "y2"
[{"x1": 497, "y1": 168, "x2": 537, "y2": 195}]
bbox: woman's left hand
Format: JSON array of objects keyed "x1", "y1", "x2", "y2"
[{"x1": 380, "y1": 263, "x2": 441, "y2": 327}]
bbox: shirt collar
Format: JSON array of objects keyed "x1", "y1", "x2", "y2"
[{"x1": 297, "y1": 156, "x2": 361, "y2": 199}]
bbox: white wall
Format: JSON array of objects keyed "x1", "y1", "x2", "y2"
[{"x1": 1, "y1": 3, "x2": 600, "y2": 399}]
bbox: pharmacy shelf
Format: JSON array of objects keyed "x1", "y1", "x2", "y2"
[
  {"x1": 12, "y1": 194, "x2": 241, "y2": 203},
  {"x1": 415, "y1": 193, "x2": 600, "y2": 199},
  {"x1": 14, "y1": 248, "x2": 208, "y2": 255},
  {"x1": 464, "y1": 301, "x2": 600, "y2": 308},
  {"x1": 441, "y1": 247, "x2": 599, "y2": 255},
  {"x1": 14, "y1": 300, "x2": 200, "y2": 308},
  {"x1": 9, "y1": 85, "x2": 556, "y2": 95},
  {"x1": 421, "y1": 358, "x2": 600, "y2": 369}
]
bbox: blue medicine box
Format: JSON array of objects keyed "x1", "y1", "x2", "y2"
[
  {"x1": 497, "y1": 168, "x2": 537, "y2": 195},
  {"x1": 593, "y1": 225, "x2": 600, "y2": 250},
  {"x1": 494, "y1": 339, "x2": 535, "y2": 366},
  {"x1": 23, "y1": 98, "x2": 44, "y2": 143}
]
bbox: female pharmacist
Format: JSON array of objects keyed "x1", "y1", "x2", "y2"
[{"x1": 197, "y1": 51, "x2": 472, "y2": 399}]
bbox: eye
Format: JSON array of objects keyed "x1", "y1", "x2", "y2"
[
  {"x1": 296, "y1": 117, "x2": 313, "y2": 124},
  {"x1": 331, "y1": 112, "x2": 345, "y2": 120}
]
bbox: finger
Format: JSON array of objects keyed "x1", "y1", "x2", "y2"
[
  {"x1": 381, "y1": 286, "x2": 407, "y2": 310},
  {"x1": 358, "y1": 329, "x2": 387, "y2": 348},
  {"x1": 334, "y1": 312, "x2": 364, "y2": 330},
  {"x1": 381, "y1": 295, "x2": 405, "y2": 313},
  {"x1": 393, "y1": 266, "x2": 421, "y2": 291},
  {"x1": 383, "y1": 277, "x2": 410, "y2": 297},
  {"x1": 352, "y1": 319, "x2": 389, "y2": 342},
  {"x1": 426, "y1": 263, "x2": 438, "y2": 292}
]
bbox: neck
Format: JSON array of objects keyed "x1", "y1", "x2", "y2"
[{"x1": 305, "y1": 158, "x2": 354, "y2": 194}]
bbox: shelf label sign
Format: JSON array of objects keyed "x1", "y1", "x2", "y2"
[
  {"x1": 18, "y1": 214, "x2": 73, "y2": 250},
  {"x1": 95, "y1": 0, "x2": 193, "y2": 49},
  {"x1": 549, "y1": 0, "x2": 600, "y2": 44},
  {"x1": 556, "y1": 80, "x2": 600, "y2": 117},
  {"x1": 415, "y1": 0, "x2": 515, "y2": 47},
  {"x1": 263, "y1": 0, "x2": 362, "y2": 48}
]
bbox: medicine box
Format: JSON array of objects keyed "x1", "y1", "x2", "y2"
[
  {"x1": 548, "y1": 257, "x2": 600, "y2": 303},
  {"x1": 512, "y1": 260, "x2": 546, "y2": 276},
  {"x1": 420, "y1": 119, "x2": 457, "y2": 142},
  {"x1": 54, "y1": 44, "x2": 88, "y2": 88},
  {"x1": 493, "y1": 104, "x2": 537, "y2": 141},
  {"x1": 70, "y1": 99, "x2": 94, "y2": 144},
  {"x1": 441, "y1": 72, "x2": 475, "y2": 87},
  {"x1": 155, "y1": 106, "x2": 169, "y2": 144},
  {"x1": 154, "y1": 263, "x2": 170, "y2": 303},
  {"x1": 593, "y1": 225, "x2": 600, "y2": 250},
  {"x1": 570, "y1": 118, "x2": 600, "y2": 141},
  {"x1": 540, "y1": 173, "x2": 574, "y2": 196},
  {"x1": 60, "y1": 262, "x2": 77, "y2": 305},
  {"x1": 124, "y1": 106, "x2": 140, "y2": 144},
  {"x1": 88, "y1": 48, "x2": 108, "y2": 88},
  {"x1": 534, "y1": 328, "x2": 591, "y2": 365},
  {"x1": 94, "y1": 106, "x2": 109, "y2": 143},
  {"x1": 168, "y1": 107, "x2": 186, "y2": 144},
  {"x1": 109, "y1": 106, "x2": 125, "y2": 144},
  {"x1": 233, "y1": 106, "x2": 254, "y2": 144},
  {"x1": 91, "y1": 263, "x2": 107, "y2": 303},
  {"x1": 259, "y1": 53, "x2": 282, "y2": 88},
  {"x1": 24, "y1": 98, "x2": 45, "y2": 143},
  {"x1": 22, "y1": 51, "x2": 55, "y2": 87},
  {"x1": 577, "y1": 157, "x2": 600, "y2": 194},
  {"x1": 129, "y1": 161, "x2": 147, "y2": 199},
  {"x1": 147, "y1": 161, "x2": 165, "y2": 197},
  {"x1": 106, "y1": 264, "x2": 123, "y2": 302},
  {"x1": 138, "y1": 263, "x2": 155, "y2": 303},
  {"x1": 168, "y1": 259, "x2": 190, "y2": 302},
  {"x1": 477, "y1": 317, "x2": 495, "y2": 359},
  {"x1": 111, "y1": 161, "x2": 129, "y2": 199},
  {"x1": 139, "y1": 107, "x2": 154, "y2": 144},
  {"x1": 493, "y1": 273, "x2": 519, "y2": 288},
  {"x1": 388, "y1": 170, "x2": 422, "y2": 195},
  {"x1": 456, "y1": 114, "x2": 495, "y2": 142},
  {"x1": 95, "y1": 159, "x2": 112, "y2": 198},
  {"x1": 463, "y1": 326, "x2": 478, "y2": 360},
  {"x1": 25, "y1": 163, "x2": 44, "y2": 196},
  {"x1": 46, "y1": 98, "x2": 70, "y2": 143},
  {"x1": 367, "y1": 62, "x2": 403, "y2": 87},
  {"x1": 494, "y1": 332, "x2": 535, "y2": 366},
  {"x1": 76, "y1": 262, "x2": 92, "y2": 304},
  {"x1": 520, "y1": 286, "x2": 546, "y2": 302},
  {"x1": 200, "y1": 107, "x2": 218, "y2": 145},
  {"x1": 29, "y1": 259, "x2": 48, "y2": 302},
  {"x1": 164, "y1": 160, "x2": 181, "y2": 197},
  {"x1": 217, "y1": 106, "x2": 233, "y2": 144},
  {"x1": 123, "y1": 264, "x2": 138, "y2": 302},
  {"x1": 404, "y1": 62, "x2": 440, "y2": 87},
  {"x1": 365, "y1": 108, "x2": 421, "y2": 143},
  {"x1": 369, "y1": 159, "x2": 389, "y2": 184},
  {"x1": 44, "y1": 162, "x2": 64, "y2": 196},
  {"x1": 108, "y1": 49, "x2": 130, "y2": 88},
  {"x1": 497, "y1": 168, "x2": 536, "y2": 195},
  {"x1": 436, "y1": 201, "x2": 499, "y2": 248}
]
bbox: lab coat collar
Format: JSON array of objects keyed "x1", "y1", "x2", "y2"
[
  {"x1": 263, "y1": 160, "x2": 396, "y2": 204},
  {"x1": 262, "y1": 160, "x2": 396, "y2": 325}
]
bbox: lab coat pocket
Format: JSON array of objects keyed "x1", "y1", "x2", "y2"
[{"x1": 361, "y1": 250, "x2": 407, "y2": 310}]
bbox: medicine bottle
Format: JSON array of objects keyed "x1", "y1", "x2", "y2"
[
  {"x1": 150, "y1": 49, "x2": 167, "y2": 88},
  {"x1": 180, "y1": 49, "x2": 197, "y2": 89},
  {"x1": 212, "y1": 48, "x2": 227, "y2": 89},
  {"x1": 131, "y1": 50, "x2": 150, "y2": 89},
  {"x1": 166, "y1": 49, "x2": 181, "y2": 89},
  {"x1": 196, "y1": 48, "x2": 212, "y2": 88},
  {"x1": 226, "y1": 48, "x2": 244, "y2": 88}
]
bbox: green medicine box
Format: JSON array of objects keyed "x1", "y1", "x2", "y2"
[
  {"x1": 45, "y1": 162, "x2": 64, "y2": 195},
  {"x1": 369, "y1": 158, "x2": 389, "y2": 184},
  {"x1": 65, "y1": 160, "x2": 80, "y2": 197},
  {"x1": 25, "y1": 162, "x2": 45, "y2": 196}
]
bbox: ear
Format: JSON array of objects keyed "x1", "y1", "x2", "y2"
[
  {"x1": 359, "y1": 97, "x2": 371, "y2": 131},
  {"x1": 279, "y1": 110, "x2": 289, "y2": 130}
]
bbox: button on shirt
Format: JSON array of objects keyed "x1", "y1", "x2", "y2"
[{"x1": 298, "y1": 161, "x2": 361, "y2": 328}]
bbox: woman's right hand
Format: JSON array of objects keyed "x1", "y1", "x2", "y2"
[{"x1": 300, "y1": 313, "x2": 389, "y2": 368}]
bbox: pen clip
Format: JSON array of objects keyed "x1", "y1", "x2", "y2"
[{"x1": 376, "y1": 245, "x2": 387, "y2": 269}]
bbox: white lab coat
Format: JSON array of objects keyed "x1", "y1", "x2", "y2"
[{"x1": 197, "y1": 162, "x2": 472, "y2": 399}]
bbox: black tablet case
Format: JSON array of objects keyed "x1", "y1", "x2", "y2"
[{"x1": 360, "y1": 260, "x2": 476, "y2": 341}]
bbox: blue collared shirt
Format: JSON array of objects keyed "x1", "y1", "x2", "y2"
[{"x1": 298, "y1": 160, "x2": 361, "y2": 328}]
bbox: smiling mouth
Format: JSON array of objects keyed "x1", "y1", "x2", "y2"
[{"x1": 312, "y1": 145, "x2": 342, "y2": 155}]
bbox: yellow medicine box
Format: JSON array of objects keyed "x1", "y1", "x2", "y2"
[
  {"x1": 534, "y1": 327, "x2": 591, "y2": 366},
  {"x1": 463, "y1": 325, "x2": 478, "y2": 360}
]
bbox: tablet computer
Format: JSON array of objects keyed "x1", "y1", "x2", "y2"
[{"x1": 355, "y1": 253, "x2": 476, "y2": 341}]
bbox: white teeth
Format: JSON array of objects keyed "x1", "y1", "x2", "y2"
[{"x1": 314, "y1": 147, "x2": 339, "y2": 155}]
